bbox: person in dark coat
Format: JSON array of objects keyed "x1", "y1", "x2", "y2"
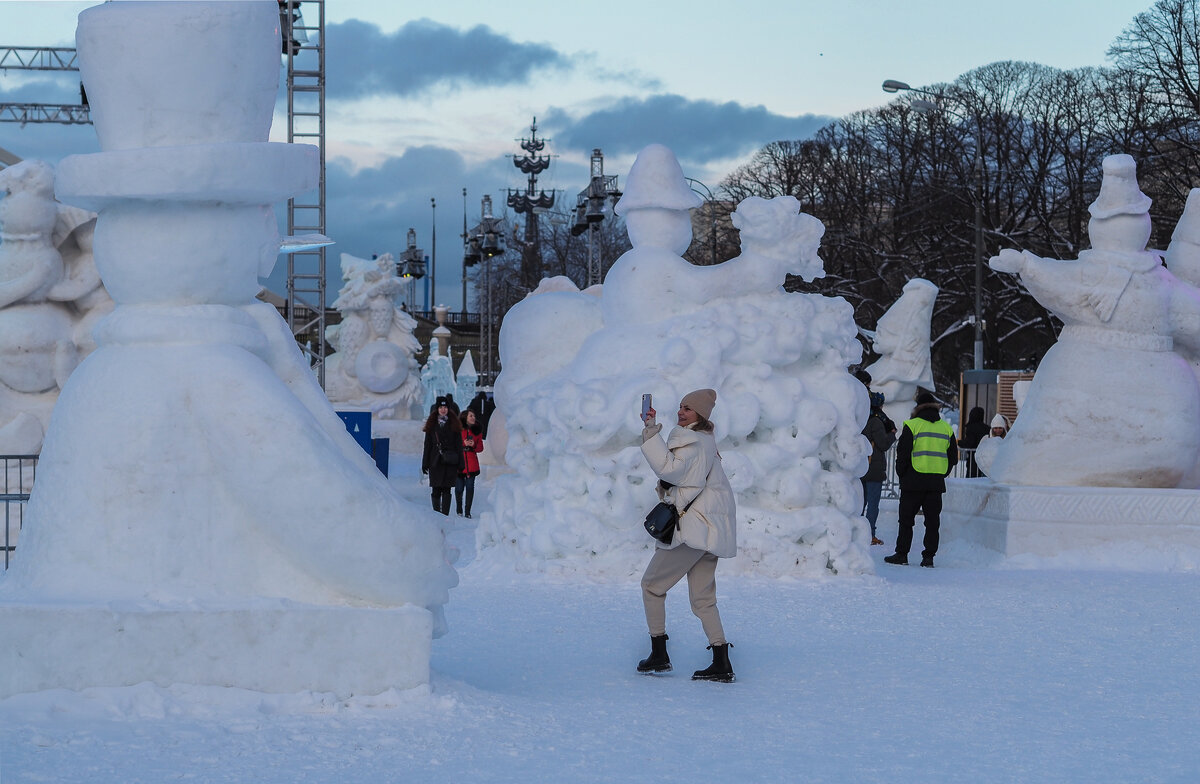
[
  {"x1": 861, "y1": 391, "x2": 896, "y2": 545},
  {"x1": 958, "y1": 406, "x2": 990, "y2": 478},
  {"x1": 455, "y1": 409, "x2": 484, "y2": 518},
  {"x1": 421, "y1": 396, "x2": 462, "y2": 515},
  {"x1": 885, "y1": 392, "x2": 957, "y2": 568}
]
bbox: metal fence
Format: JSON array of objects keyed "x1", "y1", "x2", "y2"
[
  {"x1": 880, "y1": 447, "x2": 975, "y2": 499},
  {"x1": 2, "y1": 455, "x2": 37, "y2": 569}
]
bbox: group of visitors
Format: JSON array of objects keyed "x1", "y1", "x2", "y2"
[
  {"x1": 420, "y1": 394, "x2": 486, "y2": 518},
  {"x1": 958, "y1": 406, "x2": 1008, "y2": 477},
  {"x1": 856, "y1": 371, "x2": 961, "y2": 568}
]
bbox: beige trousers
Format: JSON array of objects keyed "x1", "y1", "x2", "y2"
[{"x1": 641, "y1": 543, "x2": 726, "y2": 645}]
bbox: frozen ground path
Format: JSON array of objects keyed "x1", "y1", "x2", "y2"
[{"x1": 1, "y1": 460, "x2": 1197, "y2": 782}]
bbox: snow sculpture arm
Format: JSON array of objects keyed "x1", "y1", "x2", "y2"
[
  {"x1": 991, "y1": 249, "x2": 1114, "y2": 321},
  {"x1": 0, "y1": 259, "x2": 60, "y2": 308}
]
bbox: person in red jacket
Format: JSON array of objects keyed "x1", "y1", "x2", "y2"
[{"x1": 455, "y1": 409, "x2": 484, "y2": 518}]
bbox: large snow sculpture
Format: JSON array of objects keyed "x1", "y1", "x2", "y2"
[
  {"x1": 324, "y1": 252, "x2": 423, "y2": 419},
  {"x1": 0, "y1": 0, "x2": 455, "y2": 699},
  {"x1": 0, "y1": 161, "x2": 111, "y2": 454},
  {"x1": 478, "y1": 144, "x2": 872, "y2": 577},
  {"x1": 979, "y1": 154, "x2": 1200, "y2": 487},
  {"x1": 862, "y1": 278, "x2": 938, "y2": 425}
]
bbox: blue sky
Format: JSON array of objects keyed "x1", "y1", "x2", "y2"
[{"x1": 0, "y1": 0, "x2": 1156, "y2": 309}]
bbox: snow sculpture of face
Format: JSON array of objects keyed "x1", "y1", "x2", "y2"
[
  {"x1": 625, "y1": 208, "x2": 693, "y2": 255},
  {"x1": 1088, "y1": 212, "x2": 1152, "y2": 253}
]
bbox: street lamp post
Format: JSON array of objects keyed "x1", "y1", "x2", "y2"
[
  {"x1": 884, "y1": 79, "x2": 986, "y2": 370},
  {"x1": 685, "y1": 177, "x2": 717, "y2": 266}
]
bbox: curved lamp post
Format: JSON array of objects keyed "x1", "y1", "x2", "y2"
[{"x1": 883, "y1": 78, "x2": 986, "y2": 371}]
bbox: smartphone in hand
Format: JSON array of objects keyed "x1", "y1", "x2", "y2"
[{"x1": 641, "y1": 394, "x2": 652, "y2": 420}]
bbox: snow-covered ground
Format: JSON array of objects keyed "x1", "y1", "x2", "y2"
[{"x1": 2, "y1": 451, "x2": 1198, "y2": 783}]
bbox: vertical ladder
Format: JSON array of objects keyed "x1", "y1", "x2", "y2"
[{"x1": 283, "y1": 0, "x2": 327, "y2": 386}]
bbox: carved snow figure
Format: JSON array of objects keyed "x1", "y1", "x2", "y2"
[
  {"x1": 421, "y1": 336, "x2": 457, "y2": 413},
  {"x1": 1162, "y1": 188, "x2": 1200, "y2": 487},
  {"x1": 0, "y1": 0, "x2": 455, "y2": 699},
  {"x1": 980, "y1": 154, "x2": 1200, "y2": 487},
  {"x1": 0, "y1": 162, "x2": 112, "y2": 454},
  {"x1": 862, "y1": 278, "x2": 938, "y2": 425},
  {"x1": 324, "y1": 252, "x2": 423, "y2": 419},
  {"x1": 481, "y1": 144, "x2": 871, "y2": 578}
]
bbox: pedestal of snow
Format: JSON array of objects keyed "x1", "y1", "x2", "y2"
[
  {"x1": 0, "y1": 0, "x2": 455, "y2": 700},
  {"x1": 478, "y1": 146, "x2": 873, "y2": 578},
  {"x1": 941, "y1": 480, "x2": 1200, "y2": 560}
]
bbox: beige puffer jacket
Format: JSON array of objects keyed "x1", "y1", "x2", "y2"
[{"x1": 640, "y1": 423, "x2": 737, "y2": 558}]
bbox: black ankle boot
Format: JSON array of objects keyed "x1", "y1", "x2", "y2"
[
  {"x1": 692, "y1": 643, "x2": 734, "y2": 683},
  {"x1": 637, "y1": 634, "x2": 671, "y2": 673}
]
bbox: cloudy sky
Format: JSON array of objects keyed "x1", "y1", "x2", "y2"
[{"x1": 0, "y1": 0, "x2": 1154, "y2": 309}]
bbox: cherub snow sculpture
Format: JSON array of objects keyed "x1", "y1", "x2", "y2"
[
  {"x1": 480, "y1": 143, "x2": 872, "y2": 578},
  {"x1": 324, "y1": 252, "x2": 423, "y2": 419},
  {"x1": 978, "y1": 154, "x2": 1200, "y2": 487},
  {"x1": 0, "y1": 162, "x2": 112, "y2": 454},
  {"x1": 862, "y1": 279, "x2": 938, "y2": 425}
]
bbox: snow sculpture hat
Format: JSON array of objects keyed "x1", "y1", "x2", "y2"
[
  {"x1": 614, "y1": 144, "x2": 703, "y2": 216},
  {"x1": 1089, "y1": 154, "x2": 1151, "y2": 219},
  {"x1": 681, "y1": 388, "x2": 717, "y2": 419},
  {"x1": 990, "y1": 414, "x2": 1009, "y2": 429}
]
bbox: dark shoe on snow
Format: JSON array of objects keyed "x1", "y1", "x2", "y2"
[
  {"x1": 884, "y1": 553, "x2": 908, "y2": 565},
  {"x1": 920, "y1": 556, "x2": 935, "y2": 568},
  {"x1": 637, "y1": 634, "x2": 672, "y2": 673},
  {"x1": 692, "y1": 643, "x2": 734, "y2": 683}
]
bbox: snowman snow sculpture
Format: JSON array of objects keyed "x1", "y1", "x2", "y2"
[
  {"x1": 324, "y1": 252, "x2": 423, "y2": 419},
  {"x1": 979, "y1": 154, "x2": 1200, "y2": 487},
  {"x1": 0, "y1": 0, "x2": 455, "y2": 699},
  {"x1": 1161, "y1": 188, "x2": 1200, "y2": 488},
  {"x1": 862, "y1": 278, "x2": 938, "y2": 425}
]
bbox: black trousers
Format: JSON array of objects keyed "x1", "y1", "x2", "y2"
[
  {"x1": 455, "y1": 474, "x2": 476, "y2": 514},
  {"x1": 431, "y1": 486, "x2": 451, "y2": 516},
  {"x1": 896, "y1": 489, "x2": 943, "y2": 558}
]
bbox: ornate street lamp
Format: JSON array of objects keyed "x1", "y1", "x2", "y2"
[{"x1": 884, "y1": 78, "x2": 986, "y2": 371}]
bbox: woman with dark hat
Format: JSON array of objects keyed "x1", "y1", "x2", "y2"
[
  {"x1": 421, "y1": 396, "x2": 462, "y2": 515},
  {"x1": 636, "y1": 388, "x2": 739, "y2": 683}
]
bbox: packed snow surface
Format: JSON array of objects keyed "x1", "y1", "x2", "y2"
[{"x1": 1, "y1": 451, "x2": 1197, "y2": 782}]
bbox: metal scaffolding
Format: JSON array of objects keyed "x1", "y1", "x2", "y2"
[
  {"x1": 282, "y1": 0, "x2": 328, "y2": 386},
  {"x1": 0, "y1": 46, "x2": 89, "y2": 126}
]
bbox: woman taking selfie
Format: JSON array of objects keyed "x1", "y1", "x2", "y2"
[{"x1": 636, "y1": 388, "x2": 738, "y2": 682}]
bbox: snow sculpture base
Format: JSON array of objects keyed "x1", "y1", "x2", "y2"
[
  {"x1": 940, "y1": 479, "x2": 1200, "y2": 556},
  {"x1": 0, "y1": 601, "x2": 431, "y2": 700}
]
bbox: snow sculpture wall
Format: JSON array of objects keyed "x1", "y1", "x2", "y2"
[
  {"x1": 863, "y1": 278, "x2": 937, "y2": 425},
  {"x1": 0, "y1": 0, "x2": 455, "y2": 699},
  {"x1": 478, "y1": 144, "x2": 873, "y2": 577},
  {"x1": 979, "y1": 154, "x2": 1200, "y2": 487},
  {"x1": 324, "y1": 252, "x2": 423, "y2": 419},
  {"x1": 0, "y1": 161, "x2": 111, "y2": 454}
]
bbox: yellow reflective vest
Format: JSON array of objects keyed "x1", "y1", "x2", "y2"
[{"x1": 903, "y1": 417, "x2": 954, "y2": 475}]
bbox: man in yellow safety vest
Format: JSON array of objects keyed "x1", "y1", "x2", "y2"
[{"x1": 884, "y1": 392, "x2": 958, "y2": 568}]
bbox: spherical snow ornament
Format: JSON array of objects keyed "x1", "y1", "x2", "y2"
[{"x1": 613, "y1": 144, "x2": 703, "y2": 215}]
